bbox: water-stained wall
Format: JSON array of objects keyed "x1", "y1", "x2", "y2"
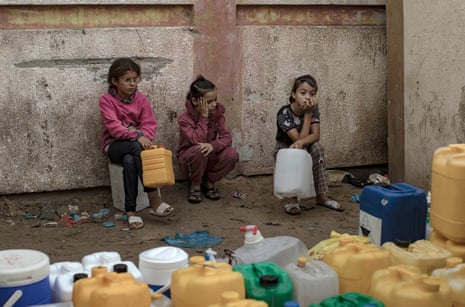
[
  {"x1": 387, "y1": 0, "x2": 465, "y2": 190},
  {"x1": 0, "y1": 1, "x2": 387, "y2": 194}
]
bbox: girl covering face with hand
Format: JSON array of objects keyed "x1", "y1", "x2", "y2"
[
  {"x1": 176, "y1": 75, "x2": 239, "y2": 204},
  {"x1": 275, "y1": 74, "x2": 344, "y2": 216}
]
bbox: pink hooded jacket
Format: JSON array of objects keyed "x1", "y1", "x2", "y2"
[
  {"x1": 176, "y1": 99, "x2": 233, "y2": 160},
  {"x1": 99, "y1": 90, "x2": 157, "y2": 154}
]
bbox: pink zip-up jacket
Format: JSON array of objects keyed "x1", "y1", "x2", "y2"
[
  {"x1": 176, "y1": 99, "x2": 232, "y2": 160},
  {"x1": 99, "y1": 90, "x2": 157, "y2": 154}
]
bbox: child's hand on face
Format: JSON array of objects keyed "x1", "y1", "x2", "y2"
[
  {"x1": 197, "y1": 97, "x2": 209, "y2": 117},
  {"x1": 305, "y1": 97, "x2": 317, "y2": 113}
]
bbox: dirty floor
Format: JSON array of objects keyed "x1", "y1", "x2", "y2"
[{"x1": 0, "y1": 172, "x2": 368, "y2": 264}]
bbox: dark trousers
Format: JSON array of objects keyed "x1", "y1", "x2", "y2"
[{"x1": 107, "y1": 140, "x2": 156, "y2": 212}]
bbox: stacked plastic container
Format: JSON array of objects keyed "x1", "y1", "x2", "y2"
[
  {"x1": 323, "y1": 239, "x2": 391, "y2": 295},
  {"x1": 369, "y1": 265, "x2": 452, "y2": 307},
  {"x1": 233, "y1": 225, "x2": 309, "y2": 268},
  {"x1": 170, "y1": 256, "x2": 245, "y2": 307},
  {"x1": 429, "y1": 144, "x2": 465, "y2": 261}
]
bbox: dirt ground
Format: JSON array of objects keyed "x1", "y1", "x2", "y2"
[{"x1": 0, "y1": 172, "x2": 366, "y2": 265}]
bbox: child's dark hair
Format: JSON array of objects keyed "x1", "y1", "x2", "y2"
[
  {"x1": 186, "y1": 75, "x2": 216, "y2": 100},
  {"x1": 107, "y1": 58, "x2": 141, "y2": 84},
  {"x1": 289, "y1": 74, "x2": 318, "y2": 103}
]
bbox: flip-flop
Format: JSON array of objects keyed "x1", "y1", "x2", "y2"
[
  {"x1": 317, "y1": 200, "x2": 345, "y2": 212},
  {"x1": 128, "y1": 216, "x2": 144, "y2": 229},
  {"x1": 149, "y1": 202, "x2": 174, "y2": 217},
  {"x1": 284, "y1": 203, "x2": 302, "y2": 216}
]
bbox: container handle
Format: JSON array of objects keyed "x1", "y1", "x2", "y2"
[
  {"x1": 3, "y1": 290, "x2": 22, "y2": 307},
  {"x1": 380, "y1": 183, "x2": 418, "y2": 194}
]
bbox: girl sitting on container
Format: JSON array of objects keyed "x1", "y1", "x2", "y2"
[
  {"x1": 99, "y1": 58, "x2": 174, "y2": 229},
  {"x1": 177, "y1": 75, "x2": 239, "y2": 203},
  {"x1": 275, "y1": 74, "x2": 344, "y2": 215}
]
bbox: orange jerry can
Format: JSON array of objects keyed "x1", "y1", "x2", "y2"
[{"x1": 141, "y1": 145, "x2": 175, "y2": 188}]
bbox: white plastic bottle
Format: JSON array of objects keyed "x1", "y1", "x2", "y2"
[
  {"x1": 285, "y1": 257, "x2": 338, "y2": 306},
  {"x1": 233, "y1": 225, "x2": 309, "y2": 268},
  {"x1": 81, "y1": 251, "x2": 143, "y2": 281},
  {"x1": 49, "y1": 262, "x2": 86, "y2": 303},
  {"x1": 432, "y1": 259, "x2": 465, "y2": 307}
]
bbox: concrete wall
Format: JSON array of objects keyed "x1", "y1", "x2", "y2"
[
  {"x1": 387, "y1": 0, "x2": 465, "y2": 191},
  {"x1": 0, "y1": 1, "x2": 387, "y2": 195}
]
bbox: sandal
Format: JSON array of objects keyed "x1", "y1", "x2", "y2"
[
  {"x1": 149, "y1": 202, "x2": 174, "y2": 217},
  {"x1": 316, "y1": 200, "x2": 345, "y2": 212},
  {"x1": 128, "y1": 216, "x2": 144, "y2": 229},
  {"x1": 188, "y1": 189, "x2": 202, "y2": 204},
  {"x1": 284, "y1": 203, "x2": 302, "y2": 216},
  {"x1": 202, "y1": 185, "x2": 221, "y2": 201}
]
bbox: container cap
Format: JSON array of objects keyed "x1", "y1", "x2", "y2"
[
  {"x1": 284, "y1": 301, "x2": 299, "y2": 307},
  {"x1": 139, "y1": 246, "x2": 188, "y2": 270},
  {"x1": 446, "y1": 257, "x2": 463, "y2": 268},
  {"x1": 73, "y1": 273, "x2": 88, "y2": 283},
  {"x1": 0, "y1": 249, "x2": 50, "y2": 287},
  {"x1": 240, "y1": 225, "x2": 264, "y2": 244},
  {"x1": 113, "y1": 263, "x2": 128, "y2": 273},
  {"x1": 259, "y1": 275, "x2": 278, "y2": 286}
]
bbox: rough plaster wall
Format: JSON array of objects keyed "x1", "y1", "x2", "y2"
[
  {"x1": 0, "y1": 28, "x2": 193, "y2": 194},
  {"x1": 239, "y1": 26, "x2": 387, "y2": 175},
  {"x1": 403, "y1": 1, "x2": 465, "y2": 190}
]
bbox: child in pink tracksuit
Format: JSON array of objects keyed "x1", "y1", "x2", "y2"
[{"x1": 177, "y1": 75, "x2": 239, "y2": 203}]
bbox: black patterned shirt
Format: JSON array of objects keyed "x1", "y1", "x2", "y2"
[{"x1": 275, "y1": 104, "x2": 320, "y2": 146}]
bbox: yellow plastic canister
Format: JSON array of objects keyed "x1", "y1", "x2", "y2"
[
  {"x1": 430, "y1": 230, "x2": 465, "y2": 261},
  {"x1": 382, "y1": 240, "x2": 452, "y2": 274},
  {"x1": 430, "y1": 144, "x2": 465, "y2": 243},
  {"x1": 72, "y1": 267, "x2": 151, "y2": 307},
  {"x1": 323, "y1": 241, "x2": 390, "y2": 295},
  {"x1": 170, "y1": 258, "x2": 245, "y2": 307},
  {"x1": 369, "y1": 265, "x2": 421, "y2": 307},
  {"x1": 207, "y1": 291, "x2": 268, "y2": 307},
  {"x1": 390, "y1": 275, "x2": 452, "y2": 307},
  {"x1": 141, "y1": 146, "x2": 175, "y2": 188}
]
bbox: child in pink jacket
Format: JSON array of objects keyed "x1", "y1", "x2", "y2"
[
  {"x1": 99, "y1": 58, "x2": 174, "y2": 229},
  {"x1": 177, "y1": 75, "x2": 239, "y2": 203}
]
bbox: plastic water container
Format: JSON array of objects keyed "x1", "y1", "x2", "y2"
[
  {"x1": 233, "y1": 262, "x2": 293, "y2": 307},
  {"x1": 138, "y1": 246, "x2": 189, "y2": 297},
  {"x1": 233, "y1": 225, "x2": 309, "y2": 268},
  {"x1": 285, "y1": 257, "x2": 338, "y2": 306},
  {"x1": 432, "y1": 262, "x2": 465, "y2": 307},
  {"x1": 141, "y1": 145, "x2": 175, "y2": 188},
  {"x1": 72, "y1": 266, "x2": 151, "y2": 307},
  {"x1": 49, "y1": 262, "x2": 86, "y2": 303},
  {"x1": 390, "y1": 275, "x2": 452, "y2": 307},
  {"x1": 323, "y1": 241, "x2": 390, "y2": 295},
  {"x1": 359, "y1": 182, "x2": 427, "y2": 246},
  {"x1": 430, "y1": 144, "x2": 465, "y2": 243},
  {"x1": 382, "y1": 240, "x2": 452, "y2": 274},
  {"x1": 369, "y1": 265, "x2": 421, "y2": 306},
  {"x1": 81, "y1": 251, "x2": 143, "y2": 281},
  {"x1": 0, "y1": 249, "x2": 51, "y2": 307},
  {"x1": 273, "y1": 148, "x2": 315, "y2": 199},
  {"x1": 207, "y1": 291, "x2": 268, "y2": 307},
  {"x1": 170, "y1": 257, "x2": 245, "y2": 307},
  {"x1": 309, "y1": 292, "x2": 384, "y2": 307},
  {"x1": 429, "y1": 230, "x2": 465, "y2": 260},
  {"x1": 30, "y1": 295, "x2": 172, "y2": 307}
]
